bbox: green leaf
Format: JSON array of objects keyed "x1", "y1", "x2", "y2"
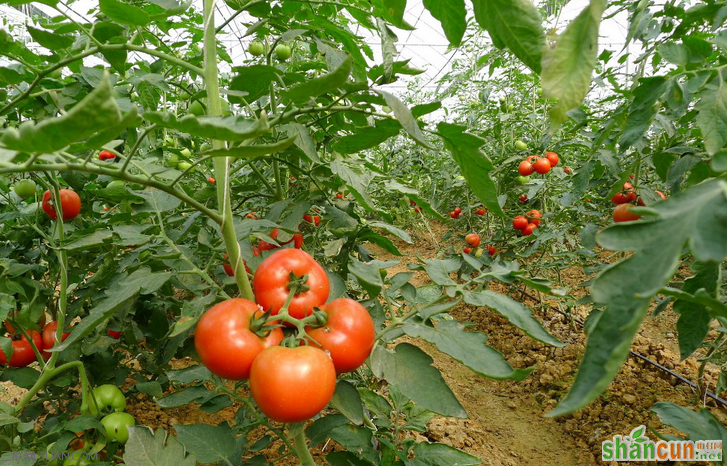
[
  {"x1": 471, "y1": 0, "x2": 544, "y2": 73},
  {"x1": 402, "y1": 320, "x2": 533, "y2": 380},
  {"x1": 99, "y1": 0, "x2": 151, "y2": 26},
  {"x1": 175, "y1": 424, "x2": 237, "y2": 464},
  {"x1": 462, "y1": 290, "x2": 564, "y2": 347},
  {"x1": 1, "y1": 73, "x2": 122, "y2": 152},
  {"x1": 370, "y1": 343, "x2": 466, "y2": 418},
  {"x1": 403, "y1": 442, "x2": 480, "y2": 466},
  {"x1": 307, "y1": 414, "x2": 350, "y2": 447},
  {"x1": 156, "y1": 386, "x2": 209, "y2": 408},
  {"x1": 230, "y1": 65, "x2": 282, "y2": 103},
  {"x1": 696, "y1": 83, "x2": 727, "y2": 155},
  {"x1": 81, "y1": 107, "x2": 140, "y2": 150},
  {"x1": 124, "y1": 427, "x2": 197, "y2": 466},
  {"x1": 27, "y1": 26, "x2": 74, "y2": 50},
  {"x1": 328, "y1": 424, "x2": 379, "y2": 465},
  {"x1": 330, "y1": 380, "x2": 364, "y2": 425},
  {"x1": 618, "y1": 77, "x2": 669, "y2": 150},
  {"x1": 349, "y1": 258, "x2": 386, "y2": 297},
  {"x1": 283, "y1": 56, "x2": 352, "y2": 103},
  {"x1": 541, "y1": 0, "x2": 606, "y2": 130},
  {"x1": 549, "y1": 180, "x2": 727, "y2": 417},
  {"x1": 330, "y1": 158, "x2": 376, "y2": 212},
  {"x1": 142, "y1": 112, "x2": 269, "y2": 142},
  {"x1": 376, "y1": 90, "x2": 436, "y2": 149},
  {"x1": 203, "y1": 135, "x2": 297, "y2": 159},
  {"x1": 422, "y1": 0, "x2": 466, "y2": 46},
  {"x1": 327, "y1": 451, "x2": 375, "y2": 466},
  {"x1": 674, "y1": 261, "x2": 719, "y2": 359},
  {"x1": 437, "y1": 122, "x2": 502, "y2": 216},
  {"x1": 0, "y1": 367, "x2": 40, "y2": 390},
  {"x1": 60, "y1": 230, "x2": 114, "y2": 251},
  {"x1": 713, "y1": 149, "x2": 727, "y2": 172},
  {"x1": 368, "y1": 221, "x2": 412, "y2": 244},
  {"x1": 653, "y1": 401, "x2": 727, "y2": 450},
  {"x1": 382, "y1": 180, "x2": 443, "y2": 219},
  {"x1": 331, "y1": 120, "x2": 400, "y2": 154}
]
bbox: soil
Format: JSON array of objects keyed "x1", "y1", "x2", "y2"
[{"x1": 3, "y1": 221, "x2": 726, "y2": 465}]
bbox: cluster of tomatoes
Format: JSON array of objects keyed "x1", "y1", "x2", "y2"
[
  {"x1": 461, "y1": 233, "x2": 496, "y2": 257},
  {"x1": 88, "y1": 384, "x2": 136, "y2": 444},
  {"x1": 196, "y1": 248, "x2": 376, "y2": 423},
  {"x1": 409, "y1": 199, "x2": 422, "y2": 213},
  {"x1": 517, "y1": 152, "x2": 559, "y2": 177},
  {"x1": 610, "y1": 180, "x2": 667, "y2": 223},
  {"x1": 449, "y1": 206, "x2": 486, "y2": 219},
  {"x1": 0, "y1": 314, "x2": 70, "y2": 367},
  {"x1": 511, "y1": 209, "x2": 543, "y2": 236}
]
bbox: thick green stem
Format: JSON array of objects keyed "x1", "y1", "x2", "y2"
[
  {"x1": 290, "y1": 423, "x2": 316, "y2": 466},
  {"x1": 15, "y1": 361, "x2": 90, "y2": 414},
  {"x1": 202, "y1": 0, "x2": 254, "y2": 301}
]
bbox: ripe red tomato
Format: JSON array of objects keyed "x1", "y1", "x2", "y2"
[
  {"x1": 625, "y1": 191, "x2": 638, "y2": 203},
  {"x1": 41, "y1": 321, "x2": 71, "y2": 360},
  {"x1": 475, "y1": 208, "x2": 486, "y2": 215},
  {"x1": 414, "y1": 206, "x2": 422, "y2": 213},
  {"x1": 518, "y1": 161, "x2": 535, "y2": 176},
  {"x1": 611, "y1": 192, "x2": 629, "y2": 205},
  {"x1": 0, "y1": 331, "x2": 42, "y2": 367},
  {"x1": 463, "y1": 247, "x2": 472, "y2": 254},
  {"x1": 42, "y1": 189, "x2": 81, "y2": 221},
  {"x1": 522, "y1": 223, "x2": 537, "y2": 236},
  {"x1": 107, "y1": 329, "x2": 121, "y2": 339},
  {"x1": 409, "y1": 199, "x2": 417, "y2": 206},
  {"x1": 488, "y1": 245, "x2": 496, "y2": 256},
  {"x1": 208, "y1": 177, "x2": 215, "y2": 183},
  {"x1": 302, "y1": 215, "x2": 321, "y2": 226},
  {"x1": 194, "y1": 298, "x2": 283, "y2": 380},
  {"x1": 465, "y1": 233, "x2": 481, "y2": 247},
  {"x1": 519, "y1": 194, "x2": 528, "y2": 203},
  {"x1": 454, "y1": 207, "x2": 462, "y2": 215},
  {"x1": 545, "y1": 152, "x2": 559, "y2": 167},
  {"x1": 526, "y1": 210, "x2": 542, "y2": 226},
  {"x1": 222, "y1": 253, "x2": 251, "y2": 277},
  {"x1": 656, "y1": 190, "x2": 667, "y2": 200},
  {"x1": 449, "y1": 211, "x2": 460, "y2": 219},
  {"x1": 249, "y1": 346, "x2": 336, "y2": 423},
  {"x1": 512, "y1": 216, "x2": 528, "y2": 230},
  {"x1": 563, "y1": 167, "x2": 572, "y2": 174},
  {"x1": 305, "y1": 298, "x2": 375, "y2": 374},
  {"x1": 253, "y1": 249, "x2": 330, "y2": 319},
  {"x1": 98, "y1": 150, "x2": 116, "y2": 161},
  {"x1": 533, "y1": 158, "x2": 551, "y2": 174},
  {"x1": 525, "y1": 155, "x2": 539, "y2": 164},
  {"x1": 336, "y1": 193, "x2": 343, "y2": 199},
  {"x1": 613, "y1": 203, "x2": 641, "y2": 222}
]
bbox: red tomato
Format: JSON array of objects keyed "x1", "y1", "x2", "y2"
[
  {"x1": 613, "y1": 203, "x2": 641, "y2": 222},
  {"x1": 465, "y1": 233, "x2": 481, "y2": 247},
  {"x1": 208, "y1": 177, "x2": 215, "y2": 183},
  {"x1": 305, "y1": 298, "x2": 375, "y2": 374},
  {"x1": 488, "y1": 245, "x2": 496, "y2": 256},
  {"x1": 253, "y1": 249, "x2": 330, "y2": 320},
  {"x1": 194, "y1": 299, "x2": 283, "y2": 380},
  {"x1": 475, "y1": 208, "x2": 486, "y2": 215},
  {"x1": 41, "y1": 322, "x2": 71, "y2": 360},
  {"x1": 449, "y1": 211, "x2": 458, "y2": 219},
  {"x1": 611, "y1": 192, "x2": 629, "y2": 205},
  {"x1": 4, "y1": 310, "x2": 46, "y2": 334},
  {"x1": 525, "y1": 155, "x2": 539, "y2": 164},
  {"x1": 98, "y1": 150, "x2": 116, "y2": 161},
  {"x1": 526, "y1": 210, "x2": 542, "y2": 226},
  {"x1": 563, "y1": 166, "x2": 572, "y2": 174},
  {"x1": 336, "y1": 193, "x2": 343, "y2": 199},
  {"x1": 522, "y1": 223, "x2": 537, "y2": 236},
  {"x1": 222, "y1": 253, "x2": 251, "y2": 277},
  {"x1": 107, "y1": 329, "x2": 121, "y2": 340},
  {"x1": 409, "y1": 199, "x2": 417, "y2": 206},
  {"x1": 656, "y1": 190, "x2": 667, "y2": 200},
  {"x1": 518, "y1": 161, "x2": 535, "y2": 176},
  {"x1": 414, "y1": 206, "x2": 422, "y2": 213},
  {"x1": 512, "y1": 216, "x2": 528, "y2": 230},
  {"x1": 302, "y1": 215, "x2": 321, "y2": 226},
  {"x1": 0, "y1": 331, "x2": 42, "y2": 367},
  {"x1": 519, "y1": 194, "x2": 528, "y2": 203},
  {"x1": 259, "y1": 228, "x2": 303, "y2": 251},
  {"x1": 533, "y1": 158, "x2": 551, "y2": 175},
  {"x1": 625, "y1": 190, "x2": 638, "y2": 203},
  {"x1": 454, "y1": 207, "x2": 462, "y2": 215},
  {"x1": 249, "y1": 346, "x2": 336, "y2": 423},
  {"x1": 463, "y1": 247, "x2": 472, "y2": 254},
  {"x1": 545, "y1": 152, "x2": 559, "y2": 167},
  {"x1": 42, "y1": 189, "x2": 81, "y2": 221}
]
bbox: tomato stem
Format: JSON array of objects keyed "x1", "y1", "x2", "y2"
[
  {"x1": 15, "y1": 361, "x2": 91, "y2": 415},
  {"x1": 289, "y1": 423, "x2": 316, "y2": 466}
]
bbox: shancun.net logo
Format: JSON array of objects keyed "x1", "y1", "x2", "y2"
[{"x1": 602, "y1": 425, "x2": 723, "y2": 462}]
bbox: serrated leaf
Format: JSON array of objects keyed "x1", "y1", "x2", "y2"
[
  {"x1": 653, "y1": 402, "x2": 727, "y2": 448},
  {"x1": 472, "y1": 0, "x2": 544, "y2": 72},
  {"x1": 203, "y1": 135, "x2": 297, "y2": 159},
  {"x1": 462, "y1": 290, "x2": 563, "y2": 347},
  {"x1": 370, "y1": 343, "x2": 466, "y2": 418},
  {"x1": 422, "y1": 0, "x2": 466, "y2": 46},
  {"x1": 175, "y1": 424, "x2": 237, "y2": 464},
  {"x1": 27, "y1": 26, "x2": 74, "y2": 50},
  {"x1": 376, "y1": 90, "x2": 436, "y2": 149},
  {"x1": 549, "y1": 179, "x2": 727, "y2": 417},
  {"x1": 124, "y1": 427, "x2": 196, "y2": 466},
  {"x1": 331, "y1": 120, "x2": 400, "y2": 154},
  {"x1": 674, "y1": 262, "x2": 720, "y2": 359},
  {"x1": 1, "y1": 73, "x2": 122, "y2": 152},
  {"x1": 403, "y1": 442, "x2": 480, "y2": 466},
  {"x1": 283, "y1": 56, "x2": 352, "y2": 103},
  {"x1": 142, "y1": 112, "x2": 269, "y2": 142},
  {"x1": 696, "y1": 83, "x2": 727, "y2": 155},
  {"x1": 402, "y1": 320, "x2": 533, "y2": 380},
  {"x1": 100, "y1": 0, "x2": 150, "y2": 26},
  {"x1": 330, "y1": 380, "x2": 364, "y2": 425},
  {"x1": 541, "y1": 0, "x2": 606, "y2": 130},
  {"x1": 619, "y1": 77, "x2": 669, "y2": 149}
]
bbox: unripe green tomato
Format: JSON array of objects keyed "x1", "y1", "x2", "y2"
[
  {"x1": 458, "y1": 95, "x2": 466, "y2": 102},
  {"x1": 516, "y1": 175, "x2": 531, "y2": 185},
  {"x1": 465, "y1": 45, "x2": 473, "y2": 52},
  {"x1": 455, "y1": 175, "x2": 466, "y2": 181},
  {"x1": 515, "y1": 140, "x2": 528, "y2": 151},
  {"x1": 13, "y1": 179, "x2": 37, "y2": 198},
  {"x1": 275, "y1": 44, "x2": 292, "y2": 61},
  {"x1": 100, "y1": 412, "x2": 135, "y2": 444},
  {"x1": 177, "y1": 162, "x2": 193, "y2": 171},
  {"x1": 199, "y1": 143, "x2": 212, "y2": 153},
  {"x1": 507, "y1": 104, "x2": 514, "y2": 112},
  {"x1": 180, "y1": 148, "x2": 192, "y2": 158},
  {"x1": 474, "y1": 247, "x2": 483, "y2": 258},
  {"x1": 499, "y1": 96, "x2": 507, "y2": 103},
  {"x1": 249, "y1": 41, "x2": 265, "y2": 56},
  {"x1": 167, "y1": 153, "x2": 180, "y2": 168},
  {"x1": 189, "y1": 100, "x2": 205, "y2": 116},
  {"x1": 89, "y1": 384, "x2": 126, "y2": 415},
  {"x1": 107, "y1": 180, "x2": 125, "y2": 189}
]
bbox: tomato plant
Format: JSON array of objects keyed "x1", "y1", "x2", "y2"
[{"x1": 194, "y1": 298, "x2": 283, "y2": 380}]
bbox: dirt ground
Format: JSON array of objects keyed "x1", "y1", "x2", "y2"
[{"x1": 2, "y1": 221, "x2": 726, "y2": 465}]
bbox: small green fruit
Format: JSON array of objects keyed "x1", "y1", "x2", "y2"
[
  {"x1": 515, "y1": 140, "x2": 527, "y2": 151},
  {"x1": 516, "y1": 175, "x2": 531, "y2": 185},
  {"x1": 177, "y1": 162, "x2": 193, "y2": 171},
  {"x1": 167, "y1": 153, "x2": 179, "y2": 167},
  {"x1": 248, "y1": 41, "x2": 265, "y2": 56},
  {"x1": 13, "y1": 179, "x2": 37, "y2": 198},
  {"x1": 189, "y1": 100, "x2": 205, "y2": 116},
  {"x1": 458, "y1": 95, "x2": 466, "y2": 102},
  {"x1": 275, "y1": 44, "x2": 292, "y2": 61},
  {"x1": 180, "y1": 148, "x2": 192, "y2": 158}
]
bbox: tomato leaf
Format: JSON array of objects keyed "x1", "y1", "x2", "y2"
[
  {"x1": 403, "y1": 320, "x2": 533, "y2": 380},
  {"x1": 437, "y1": 123, "x2": 502, "y2": 217},
  {"x1": 673, "y1": 262, "x2": 719, "y2": 359},
  {"x1": 382, "y1": 180, "x2": 444, "y2": 220},
  {"x1": 330, "y1": 157, "x2": 377, "y2": 212},
  {"x1": 549, "y1": 180, "x2": 727, "y2": 416},
  {"x1": 370, "y1": 343, "x2": 467, "y2": 418},
  {"x1": 462, "y1": 291, "x2": 564, "y2": 347},
  {"x1": 696, "y1": 82, "x2": 727, "y2": 155},
  {"x1": 422, "y1": 0, "x2": 467, "y2": 46},
  {"x1": 282, "y1": 56, "x2": 352, "y2": 103},
  {"x1": 27, "y1": 26, "x2": 74, "y2": 50},
  {"x1": 331, "y1": 119, "x2": 401, "y2": 154},
  {"x1": 652, "y1": 402, "x2": 727, "y2": 446},
  {"x1": 142, "y1": 112, "x2": 270, "y2": 142},
  {"x1": 124, "y1": 427, "x2": 197, "y2": 466},
  {"x1": 0, "y1": 73, "x2": 123, "y2": 153},
  {"x1": 175, "y1": 424, "x2": 237, "y2": 464},
  {"x1": 307, "y1": 414, "x2": 350, "y2": 447},
  {"x1": 203, "y1": 135, "x2": 298, "y2": 159},
  {"x1": 618, "y1": 77, "x2": 669, "y2": 150},
  {"x1": 376, "y1": 90, "x2": 437, "y2": 150},
  {"x1": 403, "y1": 442, "x2": 481, "y2": 466},
  {"x1": 330, "y1": 380, "x2": 364, "y2": 425},
  {"x1": 471, "y1": 0, "x2": 544, "y2": 73},
  {"x1": 99, "y1": 0, "x2": 151, "y2": 26},
  {"x1": 541, "y1": 0, "x2": 606, "y2": 130},
  {"x1": 328, "y1": 424, "x2": 379, "y2": 465}
]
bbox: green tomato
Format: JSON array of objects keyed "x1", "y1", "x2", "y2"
[
  {"x1": 507, "y1": 104, "x2": 514, "y2": 112},
  {"x1": 516, "y1": 175, "x2": 531, "y2": 185},
  {"x1": 199, "y1": 143, "x2": 212, "y2": 153},
  {"x1": 100, "y1": 412, "x2": 135, "y2": 444},
  {"x1": 189, "y1": 100, "x2": 205, "y2": 116},
  {"x1": 13, "y1": 179, "x2": 37, "y2": 198},
  {"x1": 455, "y1": 175, "x2": 466, "y2": 181},
  {"x1": 515, "y1": 140, "x2": 528, "y2": 151},
  {"x1": 107, "y1": 180, "x2": 125, "y2": 189},
  {"x1": 177, "y1": 161, "x2": 193, "y2": 171},
  {"x1": 167, "y1": 153, "x2": 180, "y2": 168},
  {"x1": 465, "y1": 45, "x2": 473, "y2": 53},
  {"x1": 89, "y1": 384, "x2": 125, "y2": 415},
  {"x1": 458, "y1": 95, "x2": 466, "y2": 102},
  {"x1": 180, "y1": 148, "x2": 192, "y2": 158},
  {"x1": 248, "y1": 41, "x2": 265, "y2": 56},
  {"x1": 275, "y1": 44, "x2": 292, "y2": 61}
]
